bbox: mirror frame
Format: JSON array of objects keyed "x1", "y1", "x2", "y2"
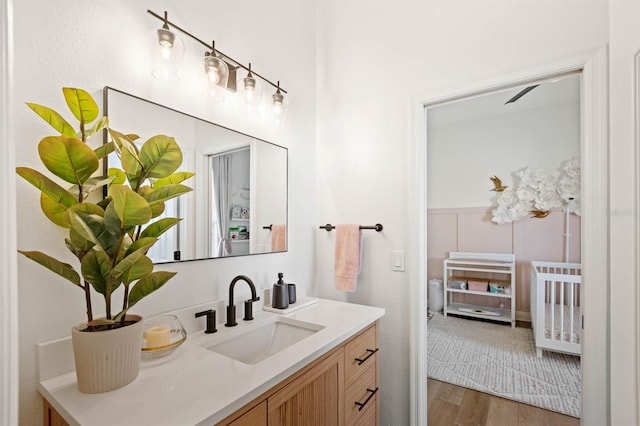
[{"x1": 103, "y1": 86, "x2": 288, "y2": 264}]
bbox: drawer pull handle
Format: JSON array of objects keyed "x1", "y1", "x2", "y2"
[
  {"x1": 355, "y1": 387, "x2": 379, "y2": 411},
  {"x1": 355, "y1": 348, "x2": 379, "y2": 365}
]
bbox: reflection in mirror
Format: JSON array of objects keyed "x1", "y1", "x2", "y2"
[{"x1": 105, "y1": 87, "x2": 287, "y2": 263}]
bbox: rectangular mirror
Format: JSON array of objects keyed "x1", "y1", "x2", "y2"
[{"x1": 104, "y1": 87, "x2": 288, "y2": 264}]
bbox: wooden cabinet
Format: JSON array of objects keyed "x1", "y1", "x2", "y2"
[
  {"x1": 268, "y1": 349, "x2": 344, "y2": 425},
  {"x1": 344, "y1": 325, "x2": 379, "y2": 425},
  {"x1": 44, "y1": 322, "x2": 380, "y2": 426},
  {"x1": 43, "y1": 399, "x2": 69, "y2": 426},
  {"x1": 228, "y1": 401, "x2": 267, "y2": 426},
  {"x1": 218, "y1": 322, "x2": 379, "y2": 426}
]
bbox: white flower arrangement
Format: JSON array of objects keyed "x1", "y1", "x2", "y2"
[{"x1": 491, "y1": 158, "x2": 581, "y2": 225}]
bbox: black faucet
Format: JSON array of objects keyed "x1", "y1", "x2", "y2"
[{"x1": 225, "y1": 275, "x2": 260, "y2": 327}]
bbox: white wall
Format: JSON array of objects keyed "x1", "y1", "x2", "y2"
[
  {"x1": 428, "y1": 101, "x2": 580, "y2": 208},
  {"x1": 315, "y1": 1, "x2": 607, "y2": 424},
  {"x1": 13, "y1": 1, "x2": 316, "y2": 424}
]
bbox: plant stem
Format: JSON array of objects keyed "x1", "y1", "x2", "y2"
[
  {"x1": 83, "y1": 280, "x2": 93, "y2": 322},
  {"x1": 122, "y1": 284, "x2": 129, "y2": 320}
]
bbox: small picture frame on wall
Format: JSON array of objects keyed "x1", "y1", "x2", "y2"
[{"x1": 230, "y1": 205, "x2": 242, "y2": 220}]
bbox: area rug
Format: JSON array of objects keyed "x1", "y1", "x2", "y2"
[{"x1": 427, "y1": 314, "x2": 581, "y2": 418}]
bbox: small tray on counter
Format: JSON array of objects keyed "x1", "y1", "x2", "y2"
[{"x1": 263, "y1": 296, "x2": 318, "y2": 314}]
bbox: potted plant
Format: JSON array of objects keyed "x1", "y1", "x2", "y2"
[{"x1": 17, "y1": 87, "x2": 193, "y2": 393}]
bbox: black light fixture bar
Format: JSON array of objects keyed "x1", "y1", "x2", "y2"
[{"x1": 147, "y1": 9, "x2": 287, "y2": 94}]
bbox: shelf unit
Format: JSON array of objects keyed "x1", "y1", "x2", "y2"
[{"x1": 443, "y1": 252, "x2": 516, "y2": 327}]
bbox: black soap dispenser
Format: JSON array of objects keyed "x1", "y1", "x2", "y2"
[{"x1": 272, "y1": 272, "x2": 289, "y2": 309}]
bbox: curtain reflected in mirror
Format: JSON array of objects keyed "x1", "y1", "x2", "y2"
[{"x1": 104, "y1": 87, "x2": 287, "y2": 264}]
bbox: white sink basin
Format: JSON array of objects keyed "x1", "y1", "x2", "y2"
[{"x1": 203, "y1": 317, "x2": 325, "y2": 365}]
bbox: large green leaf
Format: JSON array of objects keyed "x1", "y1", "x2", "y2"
[
  {"x1": 143, "y1": 184, "x2": 192, "y2": 206},
  {"x1": 149, "y1": 201, "x2": 165, "y2": 218},
  {"x1": 121, "y1": 256, "x2": 153, "y2": 285},
  {"x1": 63, "y1": 87, "x2": 98, "y2": 124},
  {"x1": 38, "y1": 136, "x2": 99, "y2": 185},
  {"x1": 127, "y1": 271, "x2": 177, "y2": 309},
  {"x1": 138, "y1": 186, "x2": 165, "y2": 217},
  {"x1": 140, "y1": 218, "x2": 181, "y2": 239},
  {"x1": 66, "y1": 206, "x2": 109, "y2": 251},
  {"x1": 67, "y1": 203, "x2": 121, "y2": 255},
  {"x1": 109, "y1": 129, "x2": 140, "y2": 157},
  {"x1": 25, "y1": 103, "x2": 76, "y2": 137},
  {"x1": 79, "y1": 176, "x2": 115, "y2": 198},
  {"x1": 65, "y1": 237, "x2": 85, "y2": 257},
  {"x1": 103, "y1": 201, "x2": 124, "y2": 238},
  {"x1": 16, "y1": 167, "x2": 78, "y2": 207},
  {"x1": 40, "y1": 193, "x2": 71, "y2": 227},
  {"x1": 126, "y1": 237, "x2": 157, "y2": 256},
  {"x1": 85, "y1": 116, "x2": 109, "y2": 138},
  {"x1": 121, "y1": 148, "x2": 142, "y2": 182},
  {"x1": 18, "y1": 250, "x2": 81, "y2": 286},
  {"x1": 94, "y1": 142, "x2": 115, "y2": 160},
  {"x1": 68, "y1": 227, "x2": 95, "y2": 252},
  {"x1": 110, "y1": 246, "x2": 147, "y2": 281},
  {"x1": 153, "y1": 172, "x2": 195, "y2": 188},
  {"x1": 107, "y1": 168, "x2": 126, "y2": 185},
  {"x1": 109, "y1": 184, "x2": 152, "y2": 227},
  {"x1": 81, "y1": 250, "x2": 111, "y2": 295},
  {"x1": 139, "y1": 135, "x2": 182, "y2": 179}
]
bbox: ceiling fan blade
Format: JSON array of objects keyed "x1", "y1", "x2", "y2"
[{"x1": 505, "y1": 85, "x2": 539, "y2": 104}]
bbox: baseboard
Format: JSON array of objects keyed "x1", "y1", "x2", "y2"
[{"x1": 516, "y1": 310, "x2": 531, "y2": 323}]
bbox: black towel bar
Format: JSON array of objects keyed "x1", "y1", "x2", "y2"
[{"x1": 319, "y1": 223, "x2": 383, "y2": 232}]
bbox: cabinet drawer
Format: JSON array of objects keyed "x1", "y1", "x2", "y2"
[
  {"x1": 345, "y1": 325, "x2": 378, "y2": 387},
  {"x1": 351, "y1": 394, "x2": 376, "y2": 426},
  {"x1": 228, "y1": 401, "x2": 267, "y2": 426},
  {"x1": 345, "y1": 362, "x2": 377, "y2": 426}
]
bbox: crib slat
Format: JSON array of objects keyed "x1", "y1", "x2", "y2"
[
  {"x1": 560, "y1": 281, "x2": 565, "y2": 342},
  {"x1": 569, "y1": 282, "x2": 575, "y2": 344},
  {"x1": 550, "y1": 280, "x2": 555, "y2": 342}
]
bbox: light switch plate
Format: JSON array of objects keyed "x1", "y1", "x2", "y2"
[{"x1": 392, "y1": 250, "x2": 405, "y2": 272}]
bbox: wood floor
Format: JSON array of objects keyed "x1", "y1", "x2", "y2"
[{"x1": 427, "y1": 379, "x2": 580, "y2": 426}]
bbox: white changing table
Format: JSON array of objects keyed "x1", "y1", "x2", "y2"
[{"x1": 443, "y1": 252, "x2": 516, "y2": 328}]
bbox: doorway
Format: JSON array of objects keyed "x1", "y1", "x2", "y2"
[
  {"x1": 425, "y1": 72, "x2": 582, "y2": 418},
  {"x1": 411, "y1": 49, "x2": 609, "y2": 426}
]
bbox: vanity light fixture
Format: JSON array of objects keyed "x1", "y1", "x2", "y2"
[
  {"x1": 147, "y1": 9, "x2": 288, "y2": 118},
  {"x1": 241, "y1": 63, "x2": 262, "y2": 112},
  {"x1": 203, "y1": 41, "x2": 229, "y2": 102},
  {"x1": 149, "y1": 11, "x2": 184, "y2": 82},
  {"x1": 271, "y1": 81, "x2": 288, "y2": 126}
]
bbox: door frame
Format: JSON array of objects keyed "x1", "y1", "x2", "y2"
[
  {"x1": 0, "y1": 0, "x2": 18, "y2": 425},
  {"x1": 409, "y1": 47, "x2": 609, "y2": 425}
]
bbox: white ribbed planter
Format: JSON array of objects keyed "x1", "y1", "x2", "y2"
[{"x1": 71, "y1": 315, "x2": 143, "y2": 394}]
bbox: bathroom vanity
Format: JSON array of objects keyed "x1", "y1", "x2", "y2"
[{"x1": 39, "y1": 299, "x2": 384, "y2": 425}]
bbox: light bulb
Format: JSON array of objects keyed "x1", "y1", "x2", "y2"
[
  {"x1": 208, "y1": 69, "x2": 220, "y2": 84},
  {"x1": 150, "y1": 21, "x2": 183, "y2": 82},
  {"x1": 157, "y1": 28, "x2": 175, "y2": 60},
  {"x1": 202, "y1": 49, "x2": 229, "y2": 101},
  {"x1": 161, "y1": 46, "x2": 172, "y2": 60},
  {"x1": 244, "y1": 76, "x2": 256, "y2": 101},
  {"x1": 273, "y1": 91, "x2": 284, "y2": 115}
]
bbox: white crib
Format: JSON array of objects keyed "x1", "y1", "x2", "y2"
[{"x1": 530, "y1": 261, "x2": 582, "y2": 358}]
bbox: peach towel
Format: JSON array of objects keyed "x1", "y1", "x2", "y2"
[
  {"x1": 335, "y1": 224, "x2": 362, "y2": 292},
  {"x1": 271, "y1": 224, "x2": 287, "y2": 251}
]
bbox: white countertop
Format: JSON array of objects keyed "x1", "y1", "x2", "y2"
[{"x1": 38, "y1": 298, "x2": 385, "y2": 426}]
